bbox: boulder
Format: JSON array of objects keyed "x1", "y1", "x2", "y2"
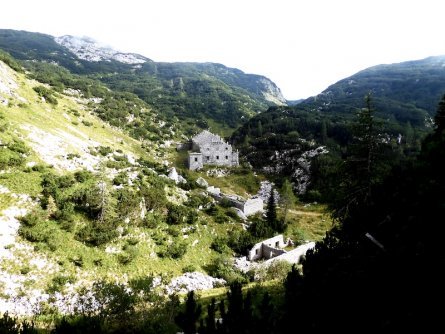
[{"x1": 196, "y1": 177, "x2": 208, "y2": 188}]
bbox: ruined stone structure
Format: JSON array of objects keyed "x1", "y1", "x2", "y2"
[
  {"x1": 248, "y1": 235, "x2": 287, "y2": 261},
  {"x1": 247, "y1": 235, "x2": 316, "y2": 264},
  {"x1": 206, "y1": 186, "x2": 263, "y2": 217},
  {"x1": 188, "y1": 130, "x2": 239, "y2": 170}
]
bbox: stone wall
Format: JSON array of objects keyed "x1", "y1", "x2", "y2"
[
  {"x1": 189, "y1": 152, "x2": 203, "y2": 170},
  {"x1": 261, "y1": 244, "x2": 286, "y2": 259},
  {"x1": 247, "y1": 235, "x2": 285, "y2": 261}
]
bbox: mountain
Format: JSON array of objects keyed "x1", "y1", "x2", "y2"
[
  {"x1": 232, "y1": 56, "x2": 445, "y2": 196},
  {"x1": 0, "y1": 29, "x2": 286, "y2": 131},
  {"x1": 55, "y1": 35, "x2": 151, "y2": 64},
  {"x1": 300, "y1": 56, "x2": 445, "y2": 127}
]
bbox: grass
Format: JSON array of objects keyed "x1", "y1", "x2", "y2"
[
  {"x1": 284, "y1": 203, "x2": 332, "y2": 243},
  {"x1": 0, "y1": 61, "x2": 334, "y2": 308},
  {"x1": 0, "y1": 170, "x2": 42, "y2": 196}
]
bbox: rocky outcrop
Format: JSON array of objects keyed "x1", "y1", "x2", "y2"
[
  {"x1": 166, "y1": 272, "x2": 226, "y2": 294},
  {"x1": 258, "y1": 78, "x2": 287, "y2": 105},
  {"x1": 261, "y1": 143, "x2": 328, "y2": 195},
  {"x1": 55, "y1": 35, "x2": 150, "y2": 64}
]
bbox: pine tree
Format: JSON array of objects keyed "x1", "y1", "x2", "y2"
[
  {"x1": 434, "y1": 93, "x2": 445, "y2": 133},
  {"x1": 175, "y1": 290, "x2": 202, "y2": 334},
  {"x1": 333, "y1": 93, "x2": 384, "y2": 225},
  {"x1": 257, "y1": 120, "x2": 263, "y2": 137},
  {"x1": 265, "y1": 187, "x2": 277, "y2": 230},
  {"x1": 256, "y1": 292, "x2": 274, "y2": 334},
  {"x1": 204, "y1": 298, "x2": 217, "y2": 334},
  {"x1": 321, "y1": 119, "x2": 328, "y2": 144},
  {"x1": 223, "y1": 282, "x2": 244, "y2": 333}
]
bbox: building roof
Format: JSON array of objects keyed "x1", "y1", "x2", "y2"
[{"x1": 192, "y1": 130, "x2": 225, "y2": 146}]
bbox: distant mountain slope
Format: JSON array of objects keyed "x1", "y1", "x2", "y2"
[
  {"x1": 231, "y1": 57, "x2": 445, "y2": 195},
  {"x1": 0, "y1": 29, "x2": 286, "y2": 130},
  {"x1": 301, "y1": 56, "x2": 445, "y2": 127}
]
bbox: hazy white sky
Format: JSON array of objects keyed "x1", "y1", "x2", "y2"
[{"x1": 2, "y1": 0, "x2": 445, "y2": 99}]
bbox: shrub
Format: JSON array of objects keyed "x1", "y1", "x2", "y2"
[
  {"x1": 159, "y1": 241, "x2": 187, "y2": 259},
  {"x1": 33, "y1": 85, "x2": 58, "y2": 105},
  {"x1": 166, "y1": 204, "x2": 189, "y2": 225},
  {"x1": 210, "y1": 236, "x2": 230, "y2": 254},
  {"x1": 227, "y1": 229, "x2": 256, "y2": 256},
  {"x1": 206, "y1": 255, "x2": 248, "y2": 284},
  {"x1": 97, "y1": 146, "x2": 113, "y2": 156},
  {"x1": 18, "y1": 209, "x2": 46, "y2": 227},
  {"x1": 182, "y1": 264, "x2": 197, "y2": 273}
]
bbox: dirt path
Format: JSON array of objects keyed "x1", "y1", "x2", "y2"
[{"x1": 289, "y1": 209, "x2": 324, "y2": 217}]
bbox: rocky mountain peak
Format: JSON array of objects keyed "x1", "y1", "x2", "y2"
[
  {"x1": 258, "y1": 77, "x2": 287, "y2": 105},
  {"x1": 54, "y1": 35, "x2": 151, "y2": 64}
]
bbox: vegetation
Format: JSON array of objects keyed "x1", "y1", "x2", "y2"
[
  {"x1": 0, "y1": 29, "x2": 285, "y2": 133},
  {"x1": 1, "y1": 28, "x2": 442, "y2": 333}
]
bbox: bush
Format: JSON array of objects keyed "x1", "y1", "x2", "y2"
[
  {"x1": 113, "y1": 172, "x2": 128, "y2": 186},
  {"x1": 33, "y1": 85, "x2": 58, "y2": 105},
  {"x1": 166, "y1": 204, "x2": 189, "y2": 225},
  {"x1": 210, "y1": 236, "x2": 230, "y2": 254},
  {"x1": 227, "y1": 229, "x2": 256, "y2": 256},
  {"x1": 97, "y1": 146, "x2": 113, "y2": 156},
  {"x1": 18, "y1": 209, "x2": 46, "y2": 227},
  {"x1": 182, "y1": 264, "x2": 197, "y2": 273},
  {"x1": 159, "y1": 241, "x2": 187, "y2": 259},
  {"x1": 206, "y1": 254, "x2": 248, "y2": 284}
]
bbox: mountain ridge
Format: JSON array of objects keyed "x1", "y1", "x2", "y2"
[{"x1": 0, "y1": 29, "x2": 286, "y2": 131}]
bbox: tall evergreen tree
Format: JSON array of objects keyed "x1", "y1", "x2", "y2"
[
  {"x1": 204, "y1": 298, "x2": 217, "y2": 334},
  {"x1": 434, "y1": 93, "x2": 445, "y2": 132},
  {"x1": 265, "y1": 187, "x2": 277, "y2": 230},
  {"x1": 175, "y1": 290, "x2": 202, "y2": 334}
]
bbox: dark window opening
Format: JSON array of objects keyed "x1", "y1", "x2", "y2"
[
  {"x1": 194, "y1": 157, "x2": 198, "y2": 162},
  {"x1": 275, "y1": 241, "x2": 279, "y2": 247},
  {"x1": 216, "y1": 156, "x2": 219, "y2": 160},
  {"x1": 225, "y1": 156, "x2": 228, "y2": 160}
]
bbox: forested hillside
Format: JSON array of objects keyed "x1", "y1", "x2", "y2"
[{"x1": 0, "y1": 29, "x2": 286, "y2": 132}]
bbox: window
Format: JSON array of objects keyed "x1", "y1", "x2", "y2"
[
  {"x1": 255, "y1": 248, "x2": 259, "y2": 255},
  {"x1": 225, "y1": 156, "x2": 228, "y2": 160},
  {"x1": 216, "y1": 155, "x2": 219, "y2": 160},
  {"x1": 275, "y1": 241, "x2": 279, "y2": 247},
  {"x1": 225, "y1": 147, "x2": 228, "y2": 150},
  {"x1": 194, "y1": 157, "x2": 198, "y2": 162},
  {"x1": 206, "y1": 156, "x2": 210, "y2": 161}
]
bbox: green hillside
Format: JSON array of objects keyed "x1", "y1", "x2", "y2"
[{"x1": 0, "y1": 29, "x2": 286, "y2": 132}]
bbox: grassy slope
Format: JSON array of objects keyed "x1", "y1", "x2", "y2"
[
  {"x1": 0, "y1": 62, "x2": 218, "y2": 292},
  {"x1": 0, "y1": 60, "x2": 332, "y2": 307}
]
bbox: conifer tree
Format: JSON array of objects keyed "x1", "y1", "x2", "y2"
[
  {"x1": 434, "y1": 93, "x2": 445, "y2": 133},
  {"x1": 204, "y1": 298, "x2": 217, "y2": 334},
  {"x1": 175, "y1": 290, "x2": 202, "y2": 334},
  {"x1": 266, "y1": 187, "x2": 277, "y2": 230}
]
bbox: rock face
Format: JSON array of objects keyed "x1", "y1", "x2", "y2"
[
  {"x1": 261, "y1": 144, "x2": 328, "y2": 195},
  {"x1": 55, "y1": 35, "x2": 150, "y2": 64},
  {"x1": 258, "y1": 77, "x2": 287, "y2": 105},
  {"x1": 166, "y1": 272, "x2": 226, "y2": 294}
]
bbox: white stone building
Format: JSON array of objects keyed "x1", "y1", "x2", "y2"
[{"x1": 188, "y1": 130, "x2": 239, "y2": 170}]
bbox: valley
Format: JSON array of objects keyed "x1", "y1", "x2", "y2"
[{"x1": 0, "y1": 28, "x2": 442, "y2": 333}]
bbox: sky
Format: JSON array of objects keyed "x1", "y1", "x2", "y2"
[{"x1": 2, "y1": 0, "x2": 445, "y2": 100}]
